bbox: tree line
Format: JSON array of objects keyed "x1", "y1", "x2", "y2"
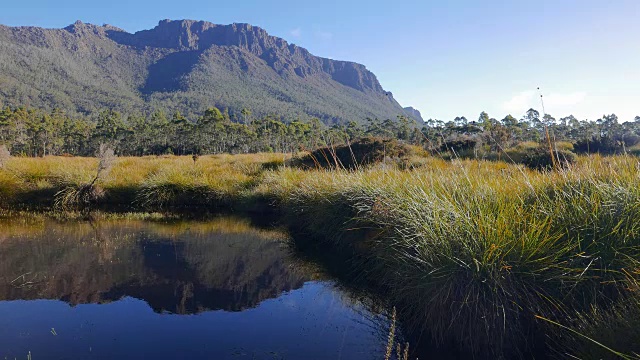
[
  {"x1": 425, "y1": 110, "x2": 640, "y2": 156},
  {"x1": 0, "y1": 105, "x2": 639, "y2": 157}
]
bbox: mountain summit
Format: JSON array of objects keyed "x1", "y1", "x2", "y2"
[{"x1": 0, "y1": 19, "x2": 420, "y2": 123}]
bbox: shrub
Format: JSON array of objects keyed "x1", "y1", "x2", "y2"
[
  {"x1": 622, "y1": 133, "x2": 640, "y2": 147},
  {"x1": 574, "y1": 136, "x2": 624, "y2": 154},
  {"x1": 555, "y1": 141, "x2": 575, "y2": 152},
  {"x1": 440, "y1": 136, "x2": 479, "y2": 153},
  {"x1": 290, "y1": 137, "x2": 416, "y2": 169},
  {"x1": 0, "y1": 170, "x2": 20, "y2": 205},
  {"x1": 261, "y1": 158, "x2": 284, "y2": 170},
  {"x1": 521, "y1": 147, "x2": 576, "y2": 171}
]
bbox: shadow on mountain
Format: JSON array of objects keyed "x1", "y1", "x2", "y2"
[
  {"x1": 141, "y1": 51, "x2": 202, "y2": 94},
  {"x1": 0, "y1": 218, "x2": 307, "y2": 314}
]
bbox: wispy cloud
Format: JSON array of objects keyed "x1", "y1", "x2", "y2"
[
  {"x1": 315, "y1": 31, "x2": 333, "y2": 41},
  {"x1": 289, "y1": 28, "x2": 302, "y2": 38},
  {"x1": 501, "y1": 90, "x2": 587, "y2": 115}
]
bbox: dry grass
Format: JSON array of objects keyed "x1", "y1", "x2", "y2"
[
  {"x1": 0, "y1": 153, "x2": 286, "y2": 210},
  {"x1": 1, "y1": 152, "x2": 640, "y2": 356},
  {"x1": 260, "y1": 155, "x2": 640, "y2": 356},
  {"x1": 0, "y1": 213, "x2": 287, "y2": 242}
]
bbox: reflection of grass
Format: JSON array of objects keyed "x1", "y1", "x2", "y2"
[
  {"x1": 0, "y1": 213, "x2": 287, "y2": 241},
  {"x1": 2, "y1": 154, "x2": 640, "y2": 357},
  {"x1": 384, "y1": 307, "x2": 410, "y2": 360}
]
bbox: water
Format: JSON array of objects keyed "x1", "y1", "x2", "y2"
[{"x1": 0, "y1": 217, "x2": 390, "y2": 360}]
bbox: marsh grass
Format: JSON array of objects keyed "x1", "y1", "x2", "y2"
[
  {"x1": 1, "y1": 152, "x2": 640, "y2": 356},
  {"x1": 54, "y1": 144, "x2": 115, "y2": 213},
  {"x1": 0, "y1": 153, "x2": 286, "y2": 211},
  {"x1": 289, "y1": 137, "x2": 425, "y2": 170},
  {"x1": 134, "y1": 153, "x2": 284, "y2": 209},
  {"x1": 261, "y1": 155, "x2": 640, "y2": 356},
  {"x1": 545, "y1": 275, "x2": 640, "y2": 359}
]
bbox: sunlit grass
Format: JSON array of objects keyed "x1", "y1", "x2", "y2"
[
  {"x1": 260, "y1": 155, "x2": 640, "y2": 355},
  {"x1": 0, "y1": 153, "x2": 286, "y2": 209},
  {"x1": 1, "y1": 153, "x2": 640, "y2": 356}
]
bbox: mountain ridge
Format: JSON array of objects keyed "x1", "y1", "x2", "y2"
[
  {"x1": 403, "y1": 106, "x2": 424, "y2": 122},
  {"x1": 0, "y1": 19, "x2": 422, "y2": 124}
]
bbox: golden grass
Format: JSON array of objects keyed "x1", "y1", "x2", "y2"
[
  {"x1": 258, "y1": 155, "x2": 640, "y2": 356},
  {"x1": 1, "y1": 152, "x2": 640, "y2": 356},
  {"x1": 0, "y1": 153, "x2": 286, "y2": 209},
  {"x1": 0, "y1": 212, "x2": 287, "y2": 242}
]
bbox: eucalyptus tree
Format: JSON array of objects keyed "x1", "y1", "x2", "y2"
[{"x1": 92, "y1": 109, "x2": 129, "y2": 152}]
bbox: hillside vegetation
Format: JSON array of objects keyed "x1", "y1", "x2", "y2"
[{"x1": 0, "y1": 20, "x2": 420, "y2": 123}]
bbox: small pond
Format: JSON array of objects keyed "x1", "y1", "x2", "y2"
[{"x1": 0, "y1": 217, "x2": 394, "y2": 360}]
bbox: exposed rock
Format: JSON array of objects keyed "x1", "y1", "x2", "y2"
[
  {"x1": 108, "y1": 19, "x2": 385, "y2": 93},
  {"x1": 0, "y1": 19, "x2": 411, "y2": 124},
  {"x1": 403, "y1": 106, "x2": 424, "y2": 122}
]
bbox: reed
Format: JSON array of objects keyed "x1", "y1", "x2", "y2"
[
  {"x1": 1, "y1": 152, "x2": 639, "y2": 356},
  {"x1": 264, "y1": 155, "x2": 640, "y2": 356}
]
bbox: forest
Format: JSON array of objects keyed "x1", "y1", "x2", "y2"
[{"x1": 1, "y1": 105, "x2": 639, "y2": 158}]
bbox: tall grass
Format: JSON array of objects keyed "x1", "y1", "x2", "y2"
[
  {"x1": 55, "y1": 144, "x2": 116, "y2": 212},
  {"x1": 1, "y1": 152, "x2": 639, "y2": 356},
  {"x1": 260, "y1": 156, "x2": 640, "y2": 356},
  {"x1": 0, "y1": 153, "x2": 285, "y2": 210}
]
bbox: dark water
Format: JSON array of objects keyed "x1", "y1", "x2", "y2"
[{"x1": 0, "y1": 217, "x2": 391, "y2": 360}]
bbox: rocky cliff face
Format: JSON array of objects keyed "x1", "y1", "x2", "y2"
[
  {"x1": 0, "y1": 19, "x2": 420, "y2": 123},
  {"x1": 108, "y1": 20, "x2": 385, "y2": 93},
  {"x1": 403, "y1": 106, "x2": 424, "y2": 122}
]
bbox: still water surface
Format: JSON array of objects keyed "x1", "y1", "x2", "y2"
[{"x1": 0, "y1": 217, "x2": 390, "y2": 359}]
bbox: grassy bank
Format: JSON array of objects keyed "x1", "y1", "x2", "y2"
[
  {"x1": 1, "y1": 153, "x2": 640, "y2": 357},
  {"x1": 0, "y1": 153, "x2": 286, "y2": 211},
  {"x1": 264, "y1": 156, "x2": 640, "y2": 356}
]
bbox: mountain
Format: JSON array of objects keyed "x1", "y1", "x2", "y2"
[
  {"x1": 0, "y1": 19, "x2": 420, "y2": 124},
  {"x1": 403, "y1": 106, "x2": 423, "y2": 122}
]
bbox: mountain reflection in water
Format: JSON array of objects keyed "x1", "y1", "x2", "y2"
[{"x1": 0, "y1": 217, "x2": 388, "y2": 360}]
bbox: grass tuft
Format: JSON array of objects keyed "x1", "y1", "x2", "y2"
[{"x1": 1, "y1": 152, "x2": 640, "y2": 356}]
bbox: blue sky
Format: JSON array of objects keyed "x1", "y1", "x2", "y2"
[{"x1": 2, "y1": 0, "x2": 639, "y2": 122}]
